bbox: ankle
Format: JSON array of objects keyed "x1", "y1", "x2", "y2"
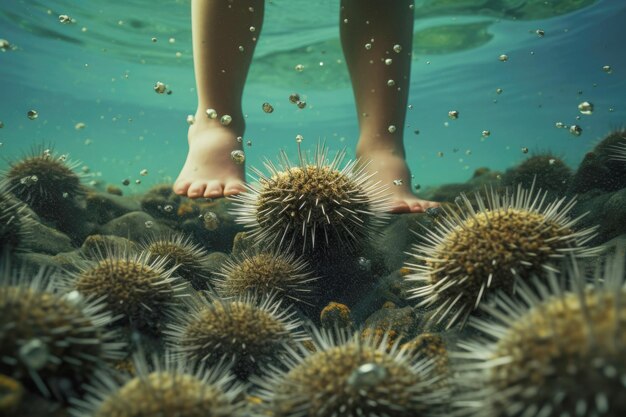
[{"x1": 356, "y1": 138, "x2": 406, "y2": 159}]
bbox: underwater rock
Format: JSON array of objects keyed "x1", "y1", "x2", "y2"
[
  {"x1": 13, "y1": 252, "x2": 62, "y2": 270},
  {"x1": 80, "y1": 234, "x2": 138, "y2": 257},
  {"x1": 205, "y1": 251, "x2": 229, "y2": 277},
  {"x1": 320, "y1": 302, "x2": 354, "y2": 330},
  {"x1": 85, "y1": 191, "x2": 141, "y2": 225},
  {"x1": 419, "y1": 167, "x2": 502, "y2": 203},
  {"x1": 99, "y1": 211, "x2": 173, "y2": 242},
  {"x1": 374, "y1": 213, "x2": 432, "y2": 272},
  {"x1": 362, "y1": 303, "x2": 418, "y2": 345},
  {"x1": 231, "y1": 231, "x2": 254, "y2": 257},
  {"x1": 21, "y1": 221, "x2": 73, "y2": 255},
  {"x1": 569, "y1": 129, "x2": 626, "y2": 194},
  {"x1": 141, "y1": 185, "x2": 240, "y2": 253},
  {"x1": 570, "y1": 188, "x2": 626, "y2": 245},
  {"x1": 502, "y1": 154, "x2": 572, "y2": 197},
  {"x1": 52, "y1": 250, "x2": 84, "y2": 273}
]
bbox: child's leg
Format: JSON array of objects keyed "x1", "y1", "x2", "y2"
[
  {"x1": 340, "y1": 0, "x2": 438, "y2": 213},
  {"x1": 174, "y1": 0, "x2": 264, "y2": 198}
]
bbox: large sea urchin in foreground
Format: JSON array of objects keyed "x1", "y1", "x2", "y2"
[
  {"x1": 0, "y1": 265, "x2": 125, "y2": 398},
  {"x1": 254, "y1": 327, "x2": 447, "y2": 417},
  {"x1": 405, "y1": 184, "x2": 599, "y2": 329},
  {"x1": 215, "y1": 251, "x2": 318, "y2": 304},
  {"x1": 455, "y1": 254, "x2": 626, "y2": 417},
  {"x1": 230, "y1": 143, "x2": 390, "y2": 252},
  {"x1": 71, "y1": 352, "x2": 246, "y2": 417}
]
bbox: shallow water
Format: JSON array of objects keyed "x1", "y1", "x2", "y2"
[
  {"x1": 1, "y1": 0, "x2": 625, "y2": 190},
  {"x1": 2, "y1": 1, "x2": 626, "y2": 416}
]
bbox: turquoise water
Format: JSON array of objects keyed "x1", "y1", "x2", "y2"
[{"x1": 1, "y1": 0, "x2": 625, "y2": 190}]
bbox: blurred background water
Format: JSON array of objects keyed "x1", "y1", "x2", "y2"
[{"x1": 1, "y1": 0, "x2": 625, "y2": 192}]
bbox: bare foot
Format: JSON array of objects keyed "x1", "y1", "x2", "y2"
[
  {"x1": 356, "y1": 147, "x2": 439, "y2": 214},
  {"x1": 173, "y1": 120, "x2": 246, "y2": 199}
]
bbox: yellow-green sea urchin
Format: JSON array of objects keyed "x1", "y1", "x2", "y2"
[
  {"x1": 0, "y1": 265, "x2": 125, "y2": 398},
  {"x1": 140, "y1": 233, "x2": 212, "y2": 290},
  {"x1": 215, "y1": 251, "x2": 318, "y2": 304},
  {"x1": 405, "y1": 184, "x2": 599, "y2": 329},
  {"x1": 71, "y1": 352, "x2": 246, "y2": 417},
  {"x1": 456, "y1": 254, "x2": 626, "y2": 417},
  {"x1": 254, "y1": 327, "x2": 448, "y2": 417},
  {"x1": 166, "y1": 292, "x2": 306, "y2": 378},
  {"x1": 230, "y1": 143, "x2": 390, "y2": 253},
  {"x1": 66, "y1": 247, "x2": 188, "y2": 332}
]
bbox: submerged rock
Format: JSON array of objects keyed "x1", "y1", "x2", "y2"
[{"x1": 99, "y1": 211, "x2": 173, "y2": 242}]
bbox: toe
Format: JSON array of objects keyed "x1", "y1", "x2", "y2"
[
  {"x1": 204, "y1": 180, "x2": 224, "y2": 198},
  {"x1": 173, "y1": 179, "x2": 192, "y2": 196},
  {"x1": 389, "y1": 200, "x2": 411, "y2": 214},
  {"x1": 187, "y1": 181, "x2": 207, "y2": 198},
  {"x1": 224, "y1": 179, "x2": 246, "y2": 196}
]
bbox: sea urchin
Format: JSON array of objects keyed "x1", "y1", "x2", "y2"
[
  {"x1": 456, "y1": 254, "x2": 626, "y2": 417},
  {"x1": 71, "y1": 352, "x2": 246, "y2": 417},
  {"x1": 166, "y1": 292, "x2": 306, "y2": 378},
  {"x1": 405, "y1": 184, "x2": 599, "y2": 329},
  {"x1": 254, "y1": 326, "x2": 447, "y2": 417},
  {"x1": 214, "y1": 251, "x2": 318, "y2": 304},
  {"x1": 0, "y1": 265, "x2": 124, "y2": 398},
  {"x1": 230, "y1": 142, "x2": 390, "y2": 253}
]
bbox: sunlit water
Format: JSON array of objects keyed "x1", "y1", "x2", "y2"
[{"x1": 1, "y1": 0, "x2": 625, "y2": 192}]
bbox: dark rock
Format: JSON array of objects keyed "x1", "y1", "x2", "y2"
[
  {"x1": 13, "y1": 252, "x2": 62, "y2": 270},
  {"x1": 205, "y1": 251, "x2": 230, "y2": 275},
  {"x1": 568, "y1": 129, "x2": 626, "y2": 194},
  {"x1": 232, "y1": 232, "x2": 255, "y2": 257},
  {"x1": 22, "y1": 221, "x2": 74, "y2": 255},
  {"x1": 80, "y1": 234, "x2": 138, "y2": 257},
  {"x1": 85, "y1": 191, "x2": 141, "y2": 224},
  {"x1": 569, "y1": 188, "x2": 626, "y2": 246},
  {"x1": 52, "y1": 250, "x2": 84, "y2": 273},
  {"x1": 363, "y1": 303, "x2": 419, "y2": 342},
  {"x1": 99, "y1": 211, "x2": 173, "y2": 242},
  {"x1": 502, "y1": 154, "x2": 572, "y2": 197}
]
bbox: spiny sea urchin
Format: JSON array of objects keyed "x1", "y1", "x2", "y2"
[
  {"x1": 65, "y1": 247, "x2": 188, "y2": 332},
  {"x1": 610, "y1": 140, "x2": 626, "y2": 163},
  {"x1": 455, "y1": 254, "x2": 626, "y2": 417},
  {"x1": 214, "y1": 251, "x2": 318, "y2": 304},
  {"x1": 230, "y1": 142, "x2": 390, "y2": 253},
  {"x1": 166, "y1": 292, "x2": 306, "y2": 378},
  {"x1": 405, "y1": 184, "x2": 599, "y2": 329},
  {"x1": 254, "y1": 326, "x2": 447, "y2": 417},
  {"x1": 71, "y1": 351, "x2": 246, "y2": 417},
  {"x1": 140, "y1": 233, "x2": 212, "y2": 290},
  {"x1": 0, "y1": 181, "x2": 29, "y2": 251},
  {"x1": 4, "y1": 146, "x2": 84, "y2": 215},
  {"x1": 0, "y1": 264, "x2": 125, "y2": 398}
]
